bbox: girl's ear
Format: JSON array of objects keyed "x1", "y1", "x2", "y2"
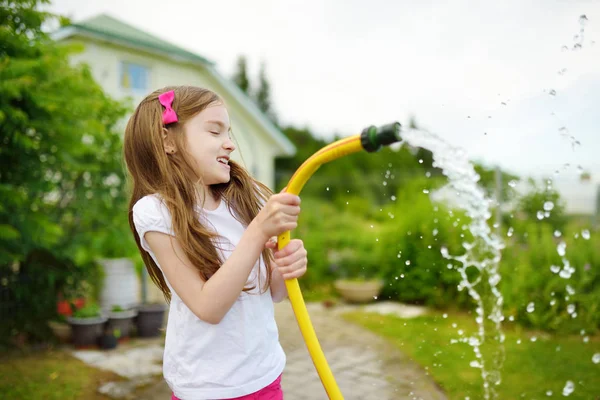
[{"x1": 162, "y1": 128, "x2": 176, "y2": 154}]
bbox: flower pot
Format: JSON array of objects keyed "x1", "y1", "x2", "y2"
[
  {"x1": 136, "y1": 304, "x2": 167, "y2": 337},
  {"x1": 99, "y1": 333, "x2": 119, "y2": 350},
  {"x1": 67, "y1": 316, "x2": 108, "y2": 348},
  {"x1": 333, "y1": 279, "x2": 384, "y2": 304},
  {"x1": 107, "y1": 309, "x2": 138, "y2": 338},
  {"x1": 48, "y1": 321, "x2": 71, "y2": 343}
]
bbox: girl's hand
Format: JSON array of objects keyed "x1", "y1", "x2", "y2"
[
  {"x1": 266, "y1": 238, "x2": 308, "y2": 280},
  {"x1": 254, "y1": 191, "x2": 301, "y2": 241}
]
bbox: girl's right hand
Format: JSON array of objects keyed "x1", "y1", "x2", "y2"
[{"x1": 254, "y1": 192, "x2": 301, "y2": 240}]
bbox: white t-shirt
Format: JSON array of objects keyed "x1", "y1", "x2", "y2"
[{"x1": 132, "y1": 194, "x2": 286, "y2": 400}]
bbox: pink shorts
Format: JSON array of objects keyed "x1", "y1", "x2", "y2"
[{"x1": 171, "y1": 375, "x2": 283, "y2": 400}]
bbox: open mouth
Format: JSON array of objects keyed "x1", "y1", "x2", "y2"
[{"x1": 217, "y1": 157, "x2": 230, "y2": 167}]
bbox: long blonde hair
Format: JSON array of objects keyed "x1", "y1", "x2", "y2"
[{"x1": 124, "y1": 86, "x2": 274, "y2": 302}]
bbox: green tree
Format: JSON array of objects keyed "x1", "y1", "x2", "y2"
[
  {"x1": 255, "y1": 61, "x2": 277, "y2": 123},
  {"x1": 1, "y1": 0, "x2": 132, "y2": 344},
  {"x1": 232, "y1": 55, "x2": 251, "y2": 94}
]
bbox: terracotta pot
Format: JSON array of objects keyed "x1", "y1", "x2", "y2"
[{"x1": 333, "y1": 279, "x2": 384, "y2": 303}]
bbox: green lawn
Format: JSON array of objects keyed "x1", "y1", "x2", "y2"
[
  {"x1": 0, "y1": 349, "x2": 122, "y2": 400},
  {"x1": 343, "y1": 310, "x2": 600, "y2": 400}
]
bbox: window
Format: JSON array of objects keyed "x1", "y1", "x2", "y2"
[{"x1": 120, "y1": 61, "x2": 149, "y2": 92}]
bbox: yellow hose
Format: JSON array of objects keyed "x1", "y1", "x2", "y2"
[{"x1": 277, "y1": 134, "x2": 363, "y2": 400}]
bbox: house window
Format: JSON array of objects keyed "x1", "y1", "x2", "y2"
[{"x1": 120, "y1": 61, "x2": 149, "y2": 92}]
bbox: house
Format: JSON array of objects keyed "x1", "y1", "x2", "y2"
[{"x1": 52, "y1": 14, "x2": 295, "y2": 190}]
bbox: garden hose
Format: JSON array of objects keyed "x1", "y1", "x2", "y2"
[{"x1": 277, "y1": 122, "x2": 402, "y2": 399}]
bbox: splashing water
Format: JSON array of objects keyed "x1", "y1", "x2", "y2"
[{"x1": 400, "y1": 128, "x2": 505, "y2": 399}]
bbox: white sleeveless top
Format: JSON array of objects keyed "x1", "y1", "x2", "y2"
[{"x1": 132, "y1": 194, "x2": 285, "y2": 400}]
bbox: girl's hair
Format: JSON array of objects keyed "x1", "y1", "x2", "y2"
[{"x1": 123, "y1": 86, "x2": 274, "y2": 302}]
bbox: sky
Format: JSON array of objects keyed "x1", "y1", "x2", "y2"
[{"x1": 48, "y1": 0, "x2": 600, "y2": 212}]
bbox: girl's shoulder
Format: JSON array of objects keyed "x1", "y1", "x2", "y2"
[{"x1": 132, "y1": 194, "x2": 172, "y2": 228}]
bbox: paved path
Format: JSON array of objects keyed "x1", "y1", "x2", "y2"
[{"x1": 135, "y1": 301, "x2": 446, "y2": 400}]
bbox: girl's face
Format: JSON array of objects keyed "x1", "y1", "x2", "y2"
[{"x1": 183, "y1": 102, "x2": 236, "y2": 188}]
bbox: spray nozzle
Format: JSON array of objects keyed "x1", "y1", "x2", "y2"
[{"x1": 360, "y1": 122, "x2": 402, "y2": 152}]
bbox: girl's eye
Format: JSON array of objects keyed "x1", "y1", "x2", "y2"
[{"x1": 210, "y1": 131, "x2": 220, "y2": 135}]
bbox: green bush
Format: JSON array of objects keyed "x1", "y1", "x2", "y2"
[
  {"x1": 500, "y1": 221, "x2": 600, "y2": 333},
  {"x1": 375, "y1": 180, "x2": 471, "y2": 308}
]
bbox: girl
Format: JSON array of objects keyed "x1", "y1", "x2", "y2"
[{"x1": 124, "y1": 86, "x2": 307, "y2": 400}]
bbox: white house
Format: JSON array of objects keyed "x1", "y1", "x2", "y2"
[{"x1": 52, "y1": 14, "x2": 295, "y2": 190}]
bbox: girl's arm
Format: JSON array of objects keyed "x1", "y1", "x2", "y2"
[
  {"x1": 269, "y1": 263, "x2": 288, "y2": 303},
  {"x1": 146, "y1": 193, "x2": 300, "y2": 324}
]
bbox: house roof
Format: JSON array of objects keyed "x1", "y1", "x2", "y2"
[
  {"x1": 54, "y1": 14, "x2": 213, "y2": 65},
  {"x1": 52, "y1": 14, "x2": 296, "y2": 156}
]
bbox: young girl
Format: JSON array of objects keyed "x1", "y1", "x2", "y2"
[{"x1": 123, "y1": 86, "x2": 307, "y2": 400}]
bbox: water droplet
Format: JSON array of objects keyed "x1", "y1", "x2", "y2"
[
  {"x1": 546, "y1": 390, "x2": 553, "y2": 396},
  {"x1": 516, "y1": 339, "x2": 521, "y2": 344},
  {"x1": 562, "y1": 380, "x2": 574, "y2": 396},
  {"x1": 326, "y1": 187, "x2": 329, "y2": 191},
  {"x1": 543, "y1": 201, "x2": 554, "y2": 211},
  {"x1": 567, "y1": 304, "x2": 576, "y2": 314},
  {"x1": 373, "y1": 295, "x2": 378, "y2": 300},
  {"x1": 548, "y1": 89, "x2": 557, "y2": 96},
  {"x1": 432, "y1": 228, "x2": 438, "y2": 236},
  {"x1": 425, "y1": 171, "x2": 431, "y2": 178},
  {"x1": 557, "y1": 241, "x2": 566, "y2": 256},
  {"x1": 550, "y1": 265, "x2": 560, "y2": 273},
  {"x1": 423, "y1": 189, "x2": 430, "y2": 194},
  {"x1": 440, "y1": 247, "x2": 449, "y2": 258},
  {"x1": 566, "y1": 285, "x2": 575, "y2": 295},
  {"x1": 507, "y1": 227, "x2": 514, "y2": 237},
  {"x1": 581, "y1": 230, "x2": 590, "y2": 240},
  {"x1": 554, "y1": 230, "x2": 562, "y2": 238},
  {"x1": 550, "y1": 299, "x2": 556, "y2": 306},
  {"x1": 531, "y1": 336, "x2": 538, "y2": 342},
  {"x1": 583, "y1": 336, "x2": 589, "y2": 343},
  {"x1": 470, "y1": 360, "x2": 481, "y2": 368},
  {"x1": 508, "y1": 180, "x2": 517, "y2": 188},
  {"x1": 526, "y1": 302, "x2": 535, "y2": 313},
  {"x1": 442, "y1": 313, "x2": 448, "y2": 318},
  {"x1": 537, "y1": 211, "x2": 545, "y2": 220},
  {"x1": 592, "y1": 353, "x2": 600, "y2": 364},
  {"x1": 390, "y1": 195, "x2": 396, "y2": 201},
  {"x1": 405, "y1": 260, "x2": 411, "y2": 266},
  {"x1": 418, "y1": 159, "x2": 424, "y2": 164},
  {"x1": 382, "y1": 181, "x2": 387, "y2": 186}
]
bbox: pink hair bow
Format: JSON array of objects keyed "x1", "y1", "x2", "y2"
[{"x1": 158, "y1": 90, "x2": 178, "y2": 124}]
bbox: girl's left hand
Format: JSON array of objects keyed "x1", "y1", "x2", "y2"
[{"x1": 265, "y1": 238, "x2": 308, "y2": 280}]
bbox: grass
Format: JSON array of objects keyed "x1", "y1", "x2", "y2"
[
  {"x1": 0, "y1": 349, "x2": 123, "y2": 400},
  {"x1": 343, "y1": 309, "x2": 600, "y2": 400}
]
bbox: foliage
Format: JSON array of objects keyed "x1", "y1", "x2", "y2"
[
  {"x1": 72, "y1": 303, "x2": 102, "y2": 319},
  {"x1": 255, "y1": 61, "x2": 277, "y2": 123},
  {"x1": 1, "y1": 0, "x2": 132, "y2": 265},
  {"x1": 514, "y1": 180, "x2": 567, "y2": 232},
  {"x1": 344, "y1": 310, "x2": 600, "y2": 400},
  {"x1": 0, "y1": 248, "x2": 103, "y2": 347},
  {"x1": 232, "y1": 55, "x2": 250, "y2": 94},
  {"x1": 374, "y1": 179, "x2": 472, "y2": 308},
  {"x1": 500, "y1": 220, "x2": 600, "y2": 334}
]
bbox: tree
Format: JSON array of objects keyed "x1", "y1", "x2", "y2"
[
  {"x1": 255, "y1": 61, "x2": 277, "y2": 123},
  {"x1": 232, "y1": 55, "x2": 251, "y2": 94}
]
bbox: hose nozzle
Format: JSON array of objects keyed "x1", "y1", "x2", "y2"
[{"x1": 360, "y1": 122, "x2": 402, "y2": 152}]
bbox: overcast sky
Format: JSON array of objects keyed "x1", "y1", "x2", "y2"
[{"x1": 48, "y1": 0, "x2": 600, "y2": 211}]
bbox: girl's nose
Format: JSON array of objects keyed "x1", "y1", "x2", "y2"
[{"x1": 224, "y1": 137, "x2": 236, "y2": 151}]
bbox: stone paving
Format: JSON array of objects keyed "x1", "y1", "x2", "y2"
[{"x1": 77, "y1": 301, "x2": 447, "y2": 400}]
